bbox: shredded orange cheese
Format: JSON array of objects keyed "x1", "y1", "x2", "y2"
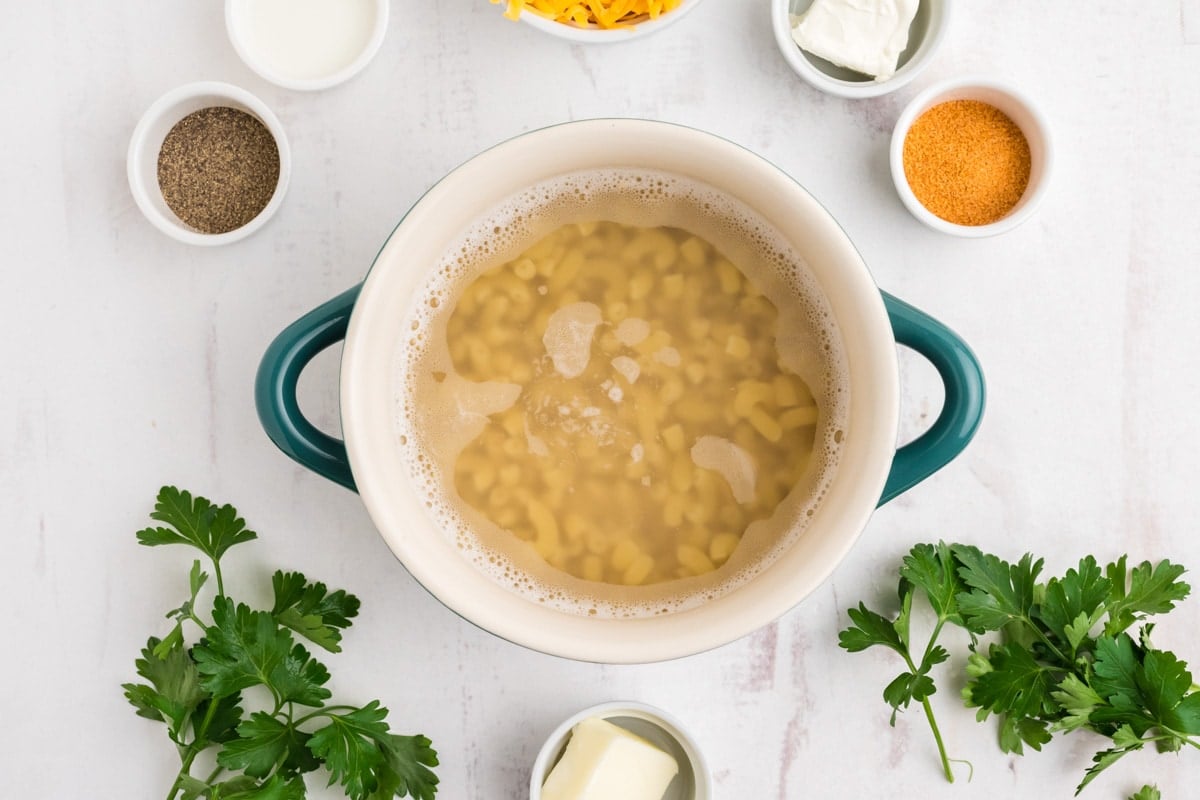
[{"x1": 493, "y1": 0, "x2": 684, "y2": 29}]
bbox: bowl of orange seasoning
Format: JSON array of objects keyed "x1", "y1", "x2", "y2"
[{"x1": 890, "y1": 77, "x2": 1053, "y2": 237}]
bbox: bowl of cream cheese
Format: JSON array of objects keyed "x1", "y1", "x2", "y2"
[{"x1": 771, "y1": 0, "x2": 951, "y2": 98}]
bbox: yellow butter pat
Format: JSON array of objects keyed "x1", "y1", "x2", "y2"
[{"x1": 542, "y1": 717, "x2": 679, "y2": 800}]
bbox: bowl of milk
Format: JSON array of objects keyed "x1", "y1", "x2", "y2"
[{"x1": 226, "y1": 0, "x2": 388, "y2": 91}]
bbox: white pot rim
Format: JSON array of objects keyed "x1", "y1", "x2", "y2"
[{"x1": 340, "y1": 119, "x2": 899, "y2": 663}]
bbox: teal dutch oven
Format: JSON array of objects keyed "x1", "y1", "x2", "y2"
[{"x1": 256, "y1": 120, "x2": 984, "y2": 663}]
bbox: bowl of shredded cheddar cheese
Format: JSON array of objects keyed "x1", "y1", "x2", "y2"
[{"x1": 492, "y1": 0, "x2": 706, "y2": 42}]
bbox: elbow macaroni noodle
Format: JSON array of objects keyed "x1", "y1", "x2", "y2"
[
  {"x1": 397, "y1": 169, "x2": 847, "y2": 617},
  {"x1": 445, "y1": 221, "x2": 822, "y2": 586}
]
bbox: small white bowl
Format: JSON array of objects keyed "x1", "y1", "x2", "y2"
[
  {"x1": 889, "y1": 77, "x2": 1054, "y2": 237},
  {"x1": 530, "y1": 701, "x2": 712, "y2": 800},
  {"x1": 513, "y1": 0, "x2": 707, "y2": 43},
  {"x1": 772, "y1": 0, "x2": 951, "y2": 98},
  {"x1": 127, "y1": 81, "x2": 291, "y2": 246},
  {"x1": 225, "y1": 0, "x2": 388, "y2": 91}
]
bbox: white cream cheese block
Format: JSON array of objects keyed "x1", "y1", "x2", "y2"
[
  {"x1": 791, "y1": 0, "x2": 920, "y2": 80},
  {"x1": 541, "y1": 716, "x2": 680, "y2": 800}
]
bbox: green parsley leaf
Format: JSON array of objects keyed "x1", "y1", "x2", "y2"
[
  {"x1": 899, "y1": 541, "x2": 966, "y2": 625},
  {"x1": 1092, "y1": 634, "x2": 1145, "y2": 709},
  {"x1": 216, "y1": 774, "x2": 306, "y2": 800},
  {"x1": 1050, "y1": 673, "x2": 1103, "y2": 732},
  {"x1": 838, "y1": 602, "x2": 905, "y2": 655},
  {"x1": 369, "y1": 735, "x2": 440, "y2": 800},
  {"x1": 1138, "y1": 648, "x2": 1193, "y2": 728},
  {"x1": 308, "y1": 702, "x2": 391, "y2": 800},
  {"x1": 193, "y1": 597, "x2": 333, "y2": 707},
  {"x1": 1112, "y1": 723, "x2": 1144, "y2": 749},
  {"x1": 177, "y1": 773, "x2": 214, "y2": 800},
  {"x1": 953, "y1": 546, "x2": 1043, "y2": 633},
  {"x1": 1039, "y1": 556, "x2": 1111, "y2": 650},
  {"x1": 193, "y1": 597, "x2": 294, "y2": 699},
  {"x1": 210, "y1": 776, "x2": 259, "y2": 799},
  {"x1": 1104, "y1": 558, "x2": 1190, "y2": 636},
  {"x1": 1129, "y1": 785, "x2": 1161, "y2": 800},
  {"x1": 218, "y1": 711, "x2": 321, "y2": 779},
  {"x1": 272, "y1": 570, "x2": 361, "y2": 653},
  {"x1": 997, "y1": 713, "x2": 1052, "y2": 754},
  {"x1": 137, "y1": 486, "x2": 257, "y2": 562},
  {"x1": 270, "y1": 641, "x2": 334, "y2": 707},
  {"x1": 967, "y1": 642, "x2": 1060, "y2": 720},
  {"x1": 152, "y1": 622, "x2": 187, "y2": 660},
  {"x1": 883, "y1": 672, "x2": 936, "y2": 724},
  {"x1": 921, "y1": 644, "x2": 951, "y2": 672},
  {"x1": 1063, "y1": 610, "x2": 1105, "y2": 653},
  {"x1": 1076, "y1": 741, "x2": 1142, "y2": 795},
  {"x1": 122, "y1": 636, "x2": 206, "y2": 734},
  {"x1": 190, "y1": 559, "x2": 209, "y2": 597},
  {"x1": 1087, "y1": 637, "x2": 1161, "y2": 738},
  {"x1": 1169, "y1": 692, "x2": 1200, "y2": 735}
]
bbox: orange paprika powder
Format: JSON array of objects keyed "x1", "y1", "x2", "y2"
[{"x1": 902, "y1": 100, "x2": 1031, "y2": 227}]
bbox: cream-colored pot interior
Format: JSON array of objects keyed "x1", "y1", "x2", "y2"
[{"x1": 341, "y1": 120, "x2": 898, "y2": 663}]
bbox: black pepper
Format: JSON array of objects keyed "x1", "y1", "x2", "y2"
[{"x1": 157, "y1": 106, "x2": 280, "y2": 235}]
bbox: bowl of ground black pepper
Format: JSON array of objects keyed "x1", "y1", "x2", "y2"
[
  {"x1": 890, "y1": 77, "x2": 1053, "y2": 237},
  {"x1": 127, "y1": 81, "x2": 291, "y2": 245}
]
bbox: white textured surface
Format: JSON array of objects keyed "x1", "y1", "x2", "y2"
[{"x1": 3, "y1": 1, "x2": 1200, "y2": 798}]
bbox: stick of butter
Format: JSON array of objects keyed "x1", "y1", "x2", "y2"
[
  {"x1": 541, "y1": 717, "x2": 680, "y2": 800},
  {"x1": 791, "y1": 0, "x2": 920, "y2": 81}
]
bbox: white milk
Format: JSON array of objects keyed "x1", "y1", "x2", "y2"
[{"x1": 238, "y1": 0, "x2": 378, "y2": 81}]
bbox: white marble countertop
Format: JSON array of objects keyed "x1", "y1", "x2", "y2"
[{"x1": 3, "y1": 1, "x2": 1200, "y2": 798}]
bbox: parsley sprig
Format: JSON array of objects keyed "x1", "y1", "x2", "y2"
[
  {"x1": 123, "y1": 487, "x2": 439, "y2": 800},
  {"x1": 840, "y1": 542, "x2": 1199, "y2": 794}
]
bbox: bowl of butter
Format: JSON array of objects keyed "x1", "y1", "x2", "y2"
[
  {"x1": 771, "y1": 0, "x2": 952, "y2": 98},
  {"x1": 530, "y1": 701, "x2": 711, "y2": 800}
]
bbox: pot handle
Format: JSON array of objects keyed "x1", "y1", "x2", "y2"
[
  {"x1": 878, "y1": 292, "x2": 985, "y2": 505},
  {"x1": 255, "y1": 286, "x2": 361, "y2": 492}
]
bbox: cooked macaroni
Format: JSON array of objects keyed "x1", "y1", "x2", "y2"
[{"x1": 446, "y1": 222, "x2": 820, "y2": 586}]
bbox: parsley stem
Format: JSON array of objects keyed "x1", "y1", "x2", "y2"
[
  {"x1": 212, "y1": 558, "x2": 226, "y2": 599},
  {"x1": 1010, "y1": 616, "x2": 1070, "y2": 664},
  {"x1": 899, "y1": 619, "x2": 955, "y2": 783},
  {"x1": 921, "y1": 696, "x2": 955, "y2": 783},
  {"x1": 166, "y1": 695, "x2": 221, "y2": 800},
  {"x1": 921, "y1": 619, "x2": 948, "y2": 669},
  {"x1": 292, "y1": 704, "x2": 361, "y2": 727}
]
